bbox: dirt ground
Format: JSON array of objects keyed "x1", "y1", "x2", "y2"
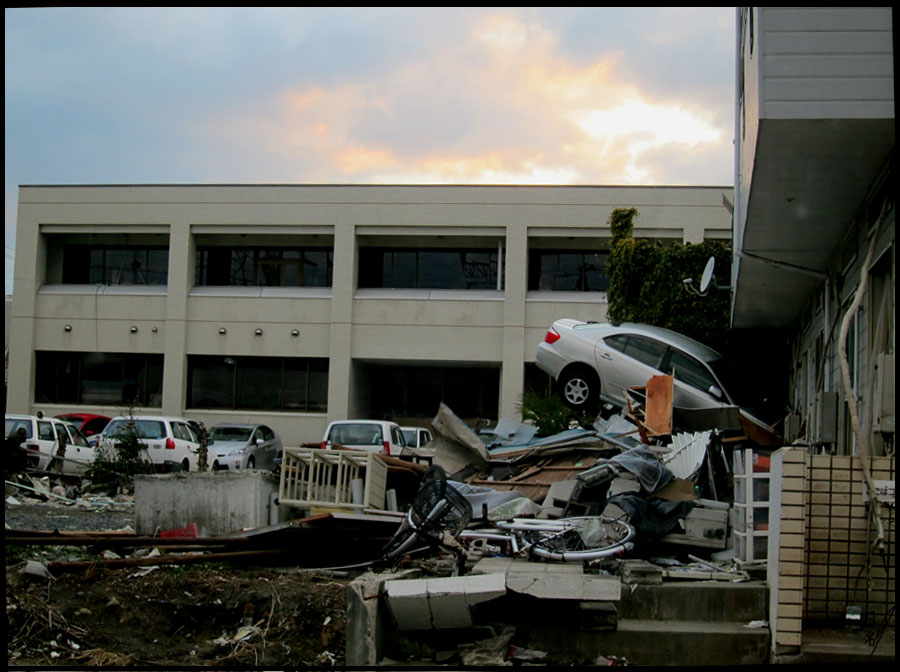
[{"x1": 6, "y1": 496, "x2": 353, "y2": 667}]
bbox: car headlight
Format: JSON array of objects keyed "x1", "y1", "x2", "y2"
[{"x1": 227, "y1": 448, "x2": 244, "y2": 457}]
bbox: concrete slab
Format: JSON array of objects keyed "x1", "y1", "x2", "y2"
[
  {"x1": 506, "y1": 573, "x2": 620, "y2": 601},
  {"x1": 346, "y1": 568, "x2": 421, "y2": 666},
  {"x1": 385, "y1": 572, "x2": 507, "y2": 631}
]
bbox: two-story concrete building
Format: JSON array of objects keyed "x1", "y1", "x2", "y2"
[{"x1": 8, "y1": 184, "x2": 732, "y2": 444}]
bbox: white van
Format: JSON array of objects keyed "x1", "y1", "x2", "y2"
[
  {"x1": 5, "y1": 414, "x2": 95, "y2": 475},
  {"x1": 321, "y1": 420, "x2": 407, "y2": 456},
  {"x1": 99, "y1": 416, "x2": 200, "y2": 472}
]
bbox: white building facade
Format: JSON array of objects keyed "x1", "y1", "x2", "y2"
[{"x1": 10, "y1": 184, "x2": 731, "y2": 445}]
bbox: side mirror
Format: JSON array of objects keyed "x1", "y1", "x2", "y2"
[{"x1": 708, "y1": 385, "x2": 723, "y2": 400}]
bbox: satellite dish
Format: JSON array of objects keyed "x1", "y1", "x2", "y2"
[{"x1": 699, "y1": 257, "x2": 715, "y2": 294}]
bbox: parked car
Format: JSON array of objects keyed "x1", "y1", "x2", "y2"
[
  {"x1": 99, "y1": 415, "x2": 200, "y2": 472},
  {"x1": 5, "y1": 413, "x2": 95, "y2": 475},
  {"x1": 208, "y1": 423, "x2": 283, "y2": 471},
  {"x1": 54, "y1": 413, "x2": 111, "y2": 446},
  {"x1": 535, "y1": 320, "x2": 759, "y2": 416},
  {"x1": 400, "y1": 426, "x2": 433, "y2": 449},
  {"x1": 321, "y1": 420, "x2": 407, "y2": 456}
]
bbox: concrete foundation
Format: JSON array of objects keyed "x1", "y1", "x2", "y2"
[{"x1": 134, "y1": 470, "x2": 283, "y2": 536}]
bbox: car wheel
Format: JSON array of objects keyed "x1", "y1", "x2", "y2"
[
  {"x1": 558, "y1": 366, "x2": 600, "y2": 412},
  {"x1": 247, "y1": 456, "x2": 255, "y2": 470},
  {"x1": 182, "y1": 458, "x2": 190, "y2": 472}
]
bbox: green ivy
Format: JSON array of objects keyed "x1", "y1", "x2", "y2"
[{"x1": 607, "y1": 207, "x2": 732, "y2": 353}]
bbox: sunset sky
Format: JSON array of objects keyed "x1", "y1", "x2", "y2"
[{"x1": 5, "y1": 7, "x2": 737, "y2": 293}]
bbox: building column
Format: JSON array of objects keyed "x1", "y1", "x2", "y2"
[
  {"x1": 327, "y1": 221, "x2": 356, "y2": 421},
  {"x1": 500, "y1": 224, "x2": 528, "y2": 419},
  {"x1": 8, "y1": 205, "x2": 43, "y2": 414},
  {"x1": 161, "y1": 220, "x2": 192, "y2": 416}
]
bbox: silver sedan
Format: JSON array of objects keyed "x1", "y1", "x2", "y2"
[
  {"x1": 208, "y1": 423, "x2": 283, "y2": 471},
  {"x1": 535, "y1": 320, "x2": 750, "y2": 415}
]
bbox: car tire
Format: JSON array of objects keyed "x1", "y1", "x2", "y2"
[
  {"x1": 182, "y1": 458, "x2": 190, "y2": 472},
  {"x1": 558, "y1": 365, "x2": 600, "y2": 412},
  {"x1": 247, "y1": 456, "x2": 255, "y2": 470}
]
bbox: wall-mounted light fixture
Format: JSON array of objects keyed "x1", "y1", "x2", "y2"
[
  {"x1": 291, "y1": 329, "x2": 300, "y2": 337},
  {"x1": 130, "y1": 326, "x2": 138, "y2": 334},
  {"x1": 219, "y1": 327, "x2": 227, "y2": 335},
  {"x1": 254, "y1": 328, "x2": 263, "y2": 336},
  {"x1": 64, "y1": 324, "x2": 72, "y2": 332},
  {"x1": 151, "y1": 326, "x2": 158, "y2": 333}
]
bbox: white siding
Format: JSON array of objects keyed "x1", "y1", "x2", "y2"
[{"x1": 759, "y1": 7, "x2": 894, "y2": 119}]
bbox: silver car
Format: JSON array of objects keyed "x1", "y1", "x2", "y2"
[
  {"x1": 535, "y1": 320, "x2": 750, "y2": 415},
  {"x1": 209, "y1": 423, "x2": 283, "y2": 471}
]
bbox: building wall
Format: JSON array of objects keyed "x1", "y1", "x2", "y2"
[
  {"x1": 758, "y1": 7, "x2": 894, "y2": 121},
  {"x1": 10, "y1": 184, "x2": 733, "y2": 444},
  {"x1": 769, "y1": 448, "x2": 895, "y2": 654}
]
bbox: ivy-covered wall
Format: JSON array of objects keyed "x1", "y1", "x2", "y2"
[{"x1": 606, "y1": 207, "x2": 733, "y2": 353}]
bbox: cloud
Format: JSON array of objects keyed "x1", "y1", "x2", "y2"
[{"x1": 193, "y1": 11, "x2": 732, "y2": 185}]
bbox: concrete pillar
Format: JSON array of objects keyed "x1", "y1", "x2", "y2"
[{"x1": 161, "y1": 220, "x2": 191, "y2": 416}]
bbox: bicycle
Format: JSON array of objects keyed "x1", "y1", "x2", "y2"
[{"x1": 383, "y1": 465, "x2": 635, "y2": 565}]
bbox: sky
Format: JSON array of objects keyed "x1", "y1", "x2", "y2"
[{"x1": 5, "y1": 7, "x2": 737, "y2": 295}]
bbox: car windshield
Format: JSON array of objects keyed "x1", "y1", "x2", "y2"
[
  {"x1": 107, "y1": 419, "x2": 166, "y2": 440},
  {"x1": 329, "y1": 423, "x2": 383, "y2": 446},
  {"x1": 401, "y1": 429, "x2": 417, "y2": 446},
  {"x1": 5, "y1": 419, "x2": 33, "y2": 439},
  {"x1": 211, "y1": 427, "x2": 252, "y2": 442}
]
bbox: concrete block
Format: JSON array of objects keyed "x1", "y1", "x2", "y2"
[
  {"x1": 460, "y1": 572, "x2": 507, "y2": 607},
  {"x1": 621, "y1": 560, "x2": 663, "y2": 585},
  {"x1": 427, "y1": 577, "x2": 472, "y2": 629},
  {"x1": 134, "y1": 471, "x2": 281, "y2": 536},
  {"x1": 385, "y1": 577, "x2": 431, "y2": 630}
]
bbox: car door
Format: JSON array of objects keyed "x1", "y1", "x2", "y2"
[
  {"x1": 61, "y1": 423, "x2": 94, "y2": 474},
  {"x1": 259, "y1": 426, "x2": 277, "y2": 467},
  {"x1": 171, "y1": 421, "x2": 197, "y2": 469},
  {"x1": 597, "y1": 333, "x2": 669, "y2": 404},
  {"x1": 36, "y1": 419, "x2": 58, "y2": 468},
  {"x1": 662, "y1": 347, "x2": 726, "y2": 409}
]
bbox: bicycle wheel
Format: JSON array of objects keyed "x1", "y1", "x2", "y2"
[{"x1": 521, "y1": 516, "x2": 635, "y2": 561}]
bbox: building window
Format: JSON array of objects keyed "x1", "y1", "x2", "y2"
[
  {"x1": 359, "y1": 248, "x2": 503, "y2": 290},
  {"x1": 528, "y1": 250, "x2": 609, "y2": 292},
  {"x1": 187, "y1": 355, "x2": 328, "y2": 412},
  {"x1": 195, "y1": 247, "x2": 333, "y2": 287},
  {"x1": 34, "y1": 351, "x2": 163, "y2": 406},
  {"x1": 62, "y1": 246, "x2": 169, "y2": 285}
]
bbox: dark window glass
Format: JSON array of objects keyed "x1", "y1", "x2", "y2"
[
  {"x1": 528, "y1": 250, "x2": 608, "y2": 291},
  {"x1": 665, "y1": 349, "x2": 717, "y2": 394},
  {"x1": 604, "y1": 335, "x2": 628, "y2": 353},
  {"x1": 359, "y1": 248, "x2": 501, "y2": 290},
  {"x1": 62, "y1": 246, "x2": 168, "y2": 285},
  {"x1": 187, "y1": 356, "x2": 328, "y2": 412},
  {"x1": 194, "y1": 247, "x2": 333, "y2": 287},
  {"x1": 622, "y1": 336, "x2": 667, "y2": 368},
  {"x1": 34, "y1": 351, "x2": 163, "y2": 406},
  {"x1": 366, "y1": 364, "x2": 499, "y2": 420}
]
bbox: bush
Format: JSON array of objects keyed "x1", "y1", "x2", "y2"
[
  {"x1": 517, "y1": 389, "x2": 591, "y2": 436},
  {"x1": 86, "y1": 417, "x2": 154, "y2": 491}
]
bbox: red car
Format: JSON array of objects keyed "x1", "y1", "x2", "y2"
[{"x1": 54, "y1": 413, "x2": 111, "y2": 443}]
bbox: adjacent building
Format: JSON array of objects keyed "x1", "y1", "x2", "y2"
[
  {"x1": 732, "y1": 7, "x2": 894, "y2": 656},
  {"x1": 8, "y1": 184, "x2": 732, "y2": 444}
]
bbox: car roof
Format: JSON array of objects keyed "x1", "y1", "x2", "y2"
[
  {"x1": 570, "y1": 321, "x2": 723, "y2": 362},
  {"x1": 55, "y1": 413, "x2": 110, "y2": 421},
  {"x1": 210, "y1": 423, "x2": 260, "y2": 429},
  {"x1": 107, "y1": 415, "x2": 190, "y2": 422}
]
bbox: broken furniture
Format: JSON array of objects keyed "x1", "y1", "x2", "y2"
[{"x1": 279, "y1": 448, "x2": 388, "y2": 512}]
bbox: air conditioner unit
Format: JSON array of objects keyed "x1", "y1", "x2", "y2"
[
  {"x1": 873, "y1": 353, "x2": 895, "y2": 434},
  {"x1": 814, "y1": 391, "x2": 838, "y2": 444}
]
